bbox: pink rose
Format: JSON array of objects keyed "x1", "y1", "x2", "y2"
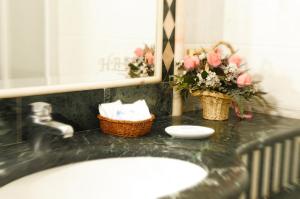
[
  {"x1": 145, "y1": 52, "x2": 154, "y2": 65},
  {"x1": 207, "y1": 50, "x2": 222, "y2": 67},
  {"x1": 183, "y1": 56, "x2": 199, "y2": 70},
  {"x1": 134, "y1": 48, "x2": 144, "y2": 57},
  {"x1": 191, "y1": 56, "x2": 200, "y2": 66},
  {"x1": 237, "y1": 73, "x2": 252, "y2": 87},
  {"x1": 229, "y1": 55, "x2": 242, "y2": 67}
]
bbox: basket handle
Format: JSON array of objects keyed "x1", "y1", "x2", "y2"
[
  {"x1": 193, "y1": 48, "x2": 207, "y2": 56},
  {"x1": 186, "y1": 41, "x2": 235, "y2": 56},
  {"x1": 185, "y1": 41, "x2": 235, "y2": 72},
  {"x1": 212, "y1": 41, "x2": 236, "y2": 55}
]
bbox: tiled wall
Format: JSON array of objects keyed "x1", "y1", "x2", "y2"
[
  {"x1": 162, "y1": 0, "x2": 176, "y2": 81},
  {"x1": 183, "y1": 0, "x2": 300, "y2": 119},
  {"x1": 0, "y1": 0, "x2": 176, "y2": 147}
]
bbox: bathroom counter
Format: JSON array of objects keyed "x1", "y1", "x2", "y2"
[{"x1": 0, "y1": 111, "x2": 300, "y2": 199}]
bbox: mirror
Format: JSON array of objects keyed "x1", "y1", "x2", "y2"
[{"x1": 0, "y1": 0, "x2": 163, "y2": 98}]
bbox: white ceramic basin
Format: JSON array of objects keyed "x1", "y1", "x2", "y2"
[{"x1": 0, "y1": 157, "x2": 207, "y2": 199}]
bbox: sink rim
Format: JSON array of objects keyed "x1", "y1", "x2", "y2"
[{"x1": 0, "y1": 156, "x2": 208, "y2": 199}]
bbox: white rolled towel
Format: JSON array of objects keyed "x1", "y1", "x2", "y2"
[{"x1": 99, "y1": 100, "x2": 151, "y2": 121}]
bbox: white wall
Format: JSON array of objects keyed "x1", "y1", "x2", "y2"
[{"x1": 184, "y1": 0, "x2": 300, "y2": 119}]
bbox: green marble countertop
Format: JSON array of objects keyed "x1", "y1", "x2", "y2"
[{"x1": 0, "y1": 111, "x2": 300, "y2": 199}]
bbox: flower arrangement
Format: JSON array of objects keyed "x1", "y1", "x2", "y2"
[
  {"x1": 173, "y1": 41, "x2": 267, "y2": 119},
  {"x1": 128, "y1": 45, "x2": 155, "y2": 78}
]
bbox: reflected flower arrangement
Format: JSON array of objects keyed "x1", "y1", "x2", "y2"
[{"x1": 128, "y1": 45, "x2": 155, "y2": 78}]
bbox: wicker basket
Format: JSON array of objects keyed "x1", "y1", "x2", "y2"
[
  {"x1": 200, "y1": 91, "x2": 232, "y2": 121},
  {"x1": 188, "y1": 41, "x2": 235, "y2": 121},
  {"x1": 97, "y1": 114, "x2": 155, "y2": 138}
]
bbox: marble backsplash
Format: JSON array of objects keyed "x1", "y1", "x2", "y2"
[{"x1": 0, "y1": 83, "x2": 173, "y2": 147}]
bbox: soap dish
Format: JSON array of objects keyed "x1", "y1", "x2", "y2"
[
  {"x1": 97, "y1": 114, "x2": 155, "y2": 138},
  {"x1": 165, "y1": 125, "x2": 215, "y2": 139}
]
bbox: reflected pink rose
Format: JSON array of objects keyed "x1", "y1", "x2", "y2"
[
  {"x1": 237, "y1": 73, "x2": 252, "y2": 87},
  {"x1": 207, "y1": 50, "x2": 222, "y2": 67},
  {"x1": 229, "y1": 55, "x2": 242, "y2": 67},
  {"x1": 145, "y1": 52, "x2": 154, "y2": 65},
  {"x1": 183, "y1": 56, "x2": 199, "y2": 70},
  {"x1": 134, "y1": 48, "x2": 144, "y2": 57}
]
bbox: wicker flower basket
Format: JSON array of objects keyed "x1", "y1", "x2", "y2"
[
  {"x1": 191, "y1": 90, "x2": 232, "y2": 121},
  {"x1": 97, "y1": 114, "x2": 155, "y2": 138},
  {"x1": 200, "y1": 91, "x2": 232, "y2": 121},
  {"x1": 189, "y1": 41, "x2": 235, "y2": 121}
]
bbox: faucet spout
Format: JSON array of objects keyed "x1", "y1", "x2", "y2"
[
  {"x1": 26, "y1": 102, "x2": 74, "y2": 153},
  {"x1": 35, "y1": 120, "x2": 74, "y2": 138},
  {"x1": 29, "y1": 102, "x2": 74, "y2": 139}
]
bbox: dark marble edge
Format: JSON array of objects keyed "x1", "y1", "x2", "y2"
[
  {"x1": 1, "y1": 111, "x2": 300, "y2": 199},
  {"x1": 236, "y1": 127, "x2": 300, "y2": 155}
]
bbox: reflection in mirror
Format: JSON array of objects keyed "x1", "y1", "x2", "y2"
[{"x1": 0, "y1": 0, "x2": 158, "y2": 90}]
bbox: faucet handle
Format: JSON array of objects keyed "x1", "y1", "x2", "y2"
[{"x1": 30, "y1": 102, "x2": 52, "y2": 120}]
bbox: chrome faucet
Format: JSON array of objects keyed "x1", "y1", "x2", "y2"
[
  {"x1": 26, "y1": 102, "x2": 74, "y2": 153},
  {"x1": 30, "y1": 102, "x2": 74, "y2": 138}
]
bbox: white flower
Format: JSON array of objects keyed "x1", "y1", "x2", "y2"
[
  {"x1": 225, "y1": 74, "x2": 235, "y2": 82},
  {"x1": 139, "y1": 65, "x2": 147, "y2": 75},
  {"x1": 223, "y1": 63, "x2": 238, "y2": 74},
  {"x1": 176, "y1": 60, "x2": 184, "y2": 66},
  {"x1": 222, "y1": 63, "x2": 239, "y2": 82},
  {"x1": 228, "y1": 63, "x2": 238, "y2": 73},
  {"x1": 198, "y1": 53, "x2": 206, "y2": 60},
  {"x1": 138, "y1": 57, "x2": 144, "y2": 62},
  {"x1": 205, "y1": 71, "x2": 221, "y2": 88},
  {"x1": 197, "y1": 73, "x2": 204, "y2": 85}
]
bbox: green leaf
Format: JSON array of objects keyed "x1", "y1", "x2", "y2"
[
  {"x1": 232, "y1": 95, "x2": 246, "y2": 115},
  {"x1": 201, "y1": 71, "x2": 208, "y2": 79},
  {"x1": 128, "y1": 63, "x2": 139, "y2": 70},
  {"x1": 253, "y1": 94, "x2": 272, "y2": 109},
  {"x1": 129, "y1": 70, "x2": 140, "y2": 78}
]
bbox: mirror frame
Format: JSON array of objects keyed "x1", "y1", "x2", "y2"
[{"x1": 0, "y1": 0, "x2": 163, "y2": 98}]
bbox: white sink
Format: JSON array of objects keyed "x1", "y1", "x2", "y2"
[{"x1": 0, "y1": 157, "x2": 207, "y2": 199}]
